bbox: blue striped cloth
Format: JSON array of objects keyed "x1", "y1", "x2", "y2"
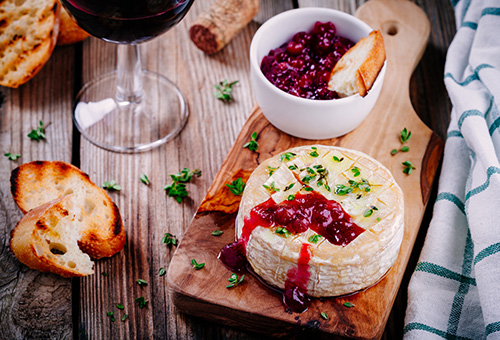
[{"x1": 404, "y1": 0, "x2": 500, "y2": 339}]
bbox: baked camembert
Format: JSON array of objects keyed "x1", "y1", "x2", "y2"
[{"x1": 222, "y1": 145, "x2": 404, "y2": 311}]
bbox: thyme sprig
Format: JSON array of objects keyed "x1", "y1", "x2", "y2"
[
  {"x1": 226, "y1": 177, "x2": 245, "y2": 196},
  {"x1": 28, "y1": 121, "x2": 48, "y2": 141},
  {"x1": 162, "y1": 233, "x2": 178, "y2": 246},
  {"x1": 214, "y1": 79, "x2": 238, "y2": 101},
  {"x1": 392, "y1": 127, "x2": 412, "y2": 155},
  {"x1": 4, "y1": 153, "x2": 21, "y2": 161},
  {"x1": 164, "y1": 168, "x2": 201, "y2": 203},
  {"x1": 226, "y1": 273, "x2": 245, "y2": 288},
  {"x1": 402, "y1": 161, "x2": 416, "y2": 175},
  {"x1": 263, "y1": 181, "x2": 279, "y2": 194},
  {"x1": 135, "y1": 297, "x2": 148, "y2": 309},
  {"x1": 243, "y1": 132, "x2": 259, "y2": 152},
  {"x1": 280, "y1": 152, "x2": 297, "y2": 162},
  {"x1": 400, "y1": 127, "x2": 412, "y2": 143}
]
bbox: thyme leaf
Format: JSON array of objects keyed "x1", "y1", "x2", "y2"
[
  {"x1": 275, "y1": 227, "x2": 291, "y2": 238},
  {"x1": 191, "y1": 258, "x2": 205, "y2": 270},
  {"x1": 140, "y1": 174, "x2": 150, "y2": 185},
  {"x1": 308, "y1": 234, "x2": 322, "y2": 244},
  {"x1": 136, "y1": 279, "x2": 148, "y2": 286},
  {"x1": 335, "y1": 184, "x2": 352, "y2": 196},
  {"x1": 102, "y1": 180, "x2": 121, "y2": 191}
]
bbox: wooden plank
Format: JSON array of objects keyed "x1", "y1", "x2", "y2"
[
  {"x1": 167, "y1": 0, "x2": 444, "y2": 338},
  {"x1": 0, "y1": 45, "x2": 76, "y2": 338},
  {"x1": 0, "y1": 0, "x2": 455, "y2": 338},
  {"x1": 76, "y1": 1, "x2": 270, "y2": 339},
  {"x1": 254, "y1": 0, "x2": 295, "y2": 24},
  {"x1": 296, "y1": 2, "x2": 454, "y2": 339},
  {"x1": 299, "y1": 0, "x2": 360, "y2": 13}
]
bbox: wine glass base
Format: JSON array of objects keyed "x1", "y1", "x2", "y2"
[{"x1": 74, "y1": 71, "x2": 188, "y2": 153}]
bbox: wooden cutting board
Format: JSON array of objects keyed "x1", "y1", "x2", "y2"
[{"x1": 167, "y1": 0, "x2": 443, "y2": 339}]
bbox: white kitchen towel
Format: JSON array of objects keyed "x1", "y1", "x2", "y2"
[{"x1": 404, "y1": 0, "x2": 500, "y2": 339}]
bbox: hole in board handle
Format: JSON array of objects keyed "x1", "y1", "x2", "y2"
[{"x1": 383, "y1": 21, "x2": 399, "y2": 36}]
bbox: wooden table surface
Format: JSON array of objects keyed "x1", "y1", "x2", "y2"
[{"x1": 0, "y1": 0, "x2": 455, "y2": 339}]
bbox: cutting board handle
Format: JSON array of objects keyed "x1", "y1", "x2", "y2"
[{"x1": 356, "y1": 0, "x2": 430, "y2": 87}]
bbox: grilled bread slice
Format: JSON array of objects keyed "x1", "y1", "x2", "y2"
[
  {"x1": 10, "y1": 195, "x2": 95, "y2": 277},
  {"x1": 328, "y1": 30, "x2": 385, "y2": 98},
  {"x1": 10, "y1": 161, "x2": 125, "y2": 260},
  {"x1": 0, "y1": 0, "x2": 61, "y2": 88},
  {"x1": 236, "y1": 145, "x2": 404, "y2": 297},
  {"x1": 57, "y1": 7, "x2": 89, "y2": 46}
]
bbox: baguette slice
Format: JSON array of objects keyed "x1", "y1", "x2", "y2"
[
  {"x1": 0, "y1": 0, "x2": 61, "y2": 88},
  {"x1": 328, "y1": 30, "x2": 385, "y2": 98},
  {"x1": 10, "y1": 161, "x2": 125, "y2": 259},
  {"x1": 57, "y1": 7, "x2": 89, "y2": 46},
  {"x1": 10, "y1": 195, "x2": 94, "y2": 277}
]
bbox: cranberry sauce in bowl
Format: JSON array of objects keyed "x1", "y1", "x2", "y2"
[
  {"x1": 260, "y1": 21, "x2": 354, "y2": 100},
  {"x1": 249, "y1": 8, "x2": 386, "y2": 139}
]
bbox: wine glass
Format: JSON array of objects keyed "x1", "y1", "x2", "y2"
[{"x1": 60, "y1": 0, "x2": 195, "y2": 152}]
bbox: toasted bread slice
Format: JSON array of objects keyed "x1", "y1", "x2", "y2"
[
  {"x1": 328, "y1": 30, "x2": 385, "y2": 97},
  {"x1": 10, "y1": 195, "x2": 95, "y2": 277},
  {"x1": 57, "y1": 7, "x2": 89, "y2": 46},
  {"x1": 0, "y1": 0, "x2": 60, "y2": 88},
  {"x1": 10, "y1": 161, "x2": 125, "y2": 259}
]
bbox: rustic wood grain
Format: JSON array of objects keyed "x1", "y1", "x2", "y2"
[
  {"x1": 168, "y1": 1, "x2": 444, "y2": 338},
  {"x1": 254, "y1": 0, "x2": 295, "y2": 24},
  {"x1": 0, "y1": 45, "x2": 76, "y2": 339},
  {"x1": 76, "y1": 1, "x2": 266, "y2": 339},
  {"x1": 0, "y1": 0, "x2": 456, "y2": 339}
]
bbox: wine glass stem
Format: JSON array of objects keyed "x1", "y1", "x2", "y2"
[{"x1": 116, "y1": 44, "x2": 144, "y2": 104}]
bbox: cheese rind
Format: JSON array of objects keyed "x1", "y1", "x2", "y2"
[{"x1": 236, "y1": 145, "x2": 404, "y2": 297}]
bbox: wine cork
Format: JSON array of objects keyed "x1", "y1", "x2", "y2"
[{"x1": 189, "y1": 0, "x2": 260, "y2": 54}]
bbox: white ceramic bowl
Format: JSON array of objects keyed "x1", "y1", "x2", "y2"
[{"x1": 250, "y1": 7, "x2": 386, "y2": 140}]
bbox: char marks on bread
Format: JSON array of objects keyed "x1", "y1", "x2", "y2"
[
  {"x1": 0, "y1": 0, "x2": 61, "y2": 88},
  {"x1": 9, "y1": 161, "x2": 126, "y2": 277},
  {"x1": 328, "y1": 30, "x2": 386, "y2": 98}
]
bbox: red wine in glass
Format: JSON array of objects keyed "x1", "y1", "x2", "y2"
[
  {"x1": 61, "y1": 0, "x2": 194, "y2": 44},
  {"x1": 61, "y1": 0, "x2": 194, "y2": 153}
]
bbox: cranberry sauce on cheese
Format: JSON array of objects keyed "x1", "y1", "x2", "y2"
[{"x1": 220, "y1": 145, "x2": 404, "y2": 313}]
